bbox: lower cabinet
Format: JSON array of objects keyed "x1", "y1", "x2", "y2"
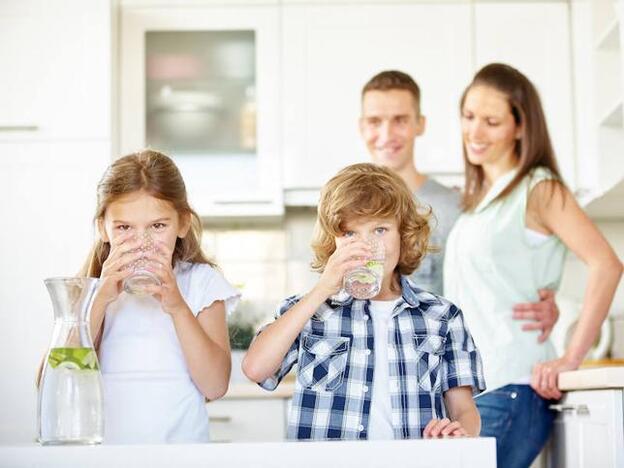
[
  {"x1": 206, "y1": 398, "x2": 291, "y2": 443},
  {"x1": 548, "y1": 389, "x2": 624, "y2": 468}
]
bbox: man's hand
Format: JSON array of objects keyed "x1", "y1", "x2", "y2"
[{"x1": 512, "y1": 289, "x2": 559, "y2": 343}]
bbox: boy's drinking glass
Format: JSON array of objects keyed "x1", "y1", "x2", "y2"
[
  {"x1": 122, "y1": 232, "x2": 161, "y2": 295},
  {"x1": 343, "y1": 237, "x2": 385, "y2": 299}
]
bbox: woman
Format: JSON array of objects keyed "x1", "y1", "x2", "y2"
[{"x1": 444, "y1": 63, "x2": 622, "y2": 467}]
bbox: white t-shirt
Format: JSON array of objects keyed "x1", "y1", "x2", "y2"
[
  {"x1": 367, "y1": 298, "x2": 401, "y2": 440},
  {"x1": 99, "y1": 261, "x2": 240, "y2": 444}
]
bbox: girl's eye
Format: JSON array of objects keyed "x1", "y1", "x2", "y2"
[
  {"x1": 152, "y1": 223, "x2": 166, "y2": 230},
  {"x1": 116, "y1": 225, "x2": 131, "y2": 231}
]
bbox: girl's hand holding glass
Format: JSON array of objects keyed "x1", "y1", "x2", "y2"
[
  {"x1": 96, "y1": 232, "x2": 144, "y2": 305},
  {"x1": 140, "y1": 240, "x2": 189, "y2": 316},
  {"x1": 316, "y1": 239, "x2": 371, "y2": 298}
]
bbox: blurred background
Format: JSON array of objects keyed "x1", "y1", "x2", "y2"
[{"x1": 0, "y1": 0, "x2": 623, "y2": 453}]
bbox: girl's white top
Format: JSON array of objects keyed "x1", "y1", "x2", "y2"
[
  {"x1": 99, "y1": 261, "x2": 240, "y2": 444},
  {"x1": 444, "y1": 167, "x2": 567, "y2": 392}
]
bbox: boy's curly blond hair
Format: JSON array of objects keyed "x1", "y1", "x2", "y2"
[{"x1": 311, "y1": 163, "x2": 432, "y2": 275}]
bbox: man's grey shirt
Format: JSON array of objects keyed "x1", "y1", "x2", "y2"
[{"x1": 410, "y1": 178, "x2": 461, "y2": 295}]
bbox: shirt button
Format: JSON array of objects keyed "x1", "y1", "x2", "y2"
[
  {"x1": 363, "y1": 385, "x2": 369, "y2": 393},
  {"x1": 510, "y1": 392, "x2": 518, "y2": 399},
  {"x1": 358, "y1": 425, "x2": 364, "y2": 432},
  {"x1": 365, "y1": 349, "x2": 371, "y2": 356},
  {"x1": 363, "y1": 315, "x2": 369, "y2": 321}
]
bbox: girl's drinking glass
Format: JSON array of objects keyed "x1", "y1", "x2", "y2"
[{"x1": 122, "y1": 232, "x2": 161, "y2": 295}]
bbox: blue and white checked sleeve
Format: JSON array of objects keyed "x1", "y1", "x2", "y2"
[
  {"x1": 257, "y1": 295, "x2": 303, "y2": 391},
  {"x1": 440, "y1": 304, "x2": 487, "y2": 395}
]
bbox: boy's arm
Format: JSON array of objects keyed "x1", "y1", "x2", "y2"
[
  {"x1": 443, "y1": 386, "x2": 480, "y2": 436},
  {"x1": 242, "y1": 287, "x2": 328, "y2": 385},
  {"x1": 242, "y1": 238, "x2": 371, "y2": 385}
]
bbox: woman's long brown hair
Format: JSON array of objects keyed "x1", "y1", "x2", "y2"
[{"x1": 460, "y1": 63, "x2": 565, "y2": 211}]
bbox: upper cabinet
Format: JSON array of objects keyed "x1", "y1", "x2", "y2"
[
  {"x1": 120, "y1": 5, "x2": 282, "y2": 217},
  {"x1": 281, "y1": 2, "x2": 472, "y2": 191},
  {"x1": 571, "y1": 0, "x2": 624, "y2": 207},
  {"x1": 473, "y1": 1, "x2": 576, "y2": 190},
  {"x1": 0, "y1": 0, "x2": 111, "y2": 141}
]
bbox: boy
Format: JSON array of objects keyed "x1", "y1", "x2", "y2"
[{"x1": 243, "y1": 163, "x2": 485, "y2": 440}]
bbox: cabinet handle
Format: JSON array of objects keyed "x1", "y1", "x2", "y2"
[
  {"x1": 0, "y1": 125, "x2": 39, "y2": 132},
  {"x1": 549, "y1": 403, "x2": 589, "y2": 415},
  {"x1": 209, "y1": 416, "x2": 232, "y2": 423}
]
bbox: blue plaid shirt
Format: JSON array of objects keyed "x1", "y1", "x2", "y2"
[{"x1": 258, "y1": 276, "x2": 486, "y2": 440}]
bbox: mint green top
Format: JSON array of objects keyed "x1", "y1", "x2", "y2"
[{"x1": 443, "y1": 167, "x2": 567, "y2": 391}]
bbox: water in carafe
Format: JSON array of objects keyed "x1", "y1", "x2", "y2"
[{"x1": 38, "y1": 277, "x2": 104, "y2": 445}]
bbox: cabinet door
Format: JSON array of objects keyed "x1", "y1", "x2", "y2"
[
  {"x1": 549, "y1": 389, "x2": 624, "y2": 468},
  {"x1": 474, "y1": 2, "x2": 576, "y2": 190},
  {"x1": 0, "y1": 141, "x2": 110, "y2": 442},
  {"x1": 0, "y1": 0, "x2": 110, "y2": 141},
  {"x1": 282, "y1": 3, "x2": 472, "y2": 190},
  {"x1": 121, "y1": 6, "x2": 282, "y2": 217},
  {"x1": 206, "y1": 399, "x2": 287, "y2": 442}
]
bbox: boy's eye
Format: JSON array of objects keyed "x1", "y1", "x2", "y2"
[
  {"x1": 343, "y1": 231, "x2": 355, "y2": 238},
  {"x1": 374, "y1": 227, "x2": 387, "y2": 235}
]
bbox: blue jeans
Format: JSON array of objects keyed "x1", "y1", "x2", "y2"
[{"x1": 476, "y1": 384, "x2": 555, "y2": 468}]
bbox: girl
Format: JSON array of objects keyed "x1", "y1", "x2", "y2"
[
  {"x1": 444, "y1": 63, "x2": 623, "y2": 467},
  {"x1": 243, "y1": 163, "x2": 485, "y2": 440},
  {"x1": 82, "y1": 150, "x2": 239, "y2": 443}
]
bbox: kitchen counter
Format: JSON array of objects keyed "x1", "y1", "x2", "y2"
[
  {"x1": 0, "y1": 438, "x2": 496, "y2": 468},
  {"x1": 559, "y1": 365, "x2": 624, "y2": 391}
]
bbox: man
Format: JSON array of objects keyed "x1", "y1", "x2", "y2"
[{"x1": 359, "y1": 70, "x2": 558, "y2": 340}]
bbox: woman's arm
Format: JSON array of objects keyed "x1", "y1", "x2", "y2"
[
  {"x1": 424, "y1": 386, "x2": 480, "y2": 437},
  {"x1": 528, "y1": 181, "x2": 623, "y2": 399},
  {"x1": 171, "y1": 300, "x2": 232, "y2": 401}
]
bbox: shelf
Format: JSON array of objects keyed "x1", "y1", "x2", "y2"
[
  {"x1": 598, "y1": 100, "x2": 624, "y2": 127},
  {"x1": 595, "y1": 17, "x2": 620, "y2": 50}
]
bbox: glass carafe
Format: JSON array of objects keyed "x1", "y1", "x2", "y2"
[{"x1": 38, "y1": 277, "x2": 104, "y2": 445}]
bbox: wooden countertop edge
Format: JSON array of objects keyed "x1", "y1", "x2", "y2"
[
  {"x1": 215, "y1": 382, "x2": 295, "y2": 400},
  {"x1": 559, "y1": 365, "x2": 624, "y2": 391}
]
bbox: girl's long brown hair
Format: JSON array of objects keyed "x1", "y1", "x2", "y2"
[
  {"x1": 460, "y1": 63, "x2": 565, "y2": 211},
  {"x1": 80, "y1": 149, "x2": 214, "y2": 277}
]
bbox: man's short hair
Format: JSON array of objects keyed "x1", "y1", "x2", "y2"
[{"x1": 361, "y1": 70, "x2": 421, "y2": 115}]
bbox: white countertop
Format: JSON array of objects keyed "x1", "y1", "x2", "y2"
[
  {"x1": 559, "y1": 366, "x2": 624, "y2": 391},
  {"x1": 0, "y1": 438, "x2": 496, "y2": 468}
]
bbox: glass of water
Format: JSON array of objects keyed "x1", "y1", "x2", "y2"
[
  {"x1": 122, "y1": 232, "x2": 161, "y2": 295},
  {"x1": 343, "y1": 236, "x2": 385, "y2": 299}
]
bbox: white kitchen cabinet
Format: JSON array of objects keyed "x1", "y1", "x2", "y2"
[
  {"x1": 120, "y1": 5, "x2": 282, "y2": 217},
  {"x1": 207, "y1": 398, "x2": 290, "y2": 442},
  {"x1": 548, "y1": 388, "x2": 624, "y2": 468},
  {"x1": 473, "y1": 1, "x2": 576, "y2": 190},
  {"x1": 570, "y1": 0, "x2": 624, "y2": 208},
  {"x1": 0, "y1": 0, "x2": 111, "y2": 141},
  {"x1": 281, "y1": 2, "x2": 473, "y2": 191}
]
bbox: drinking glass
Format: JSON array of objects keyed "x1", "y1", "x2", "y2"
[
  {"x1": 122, "y1": 232, "x2": 161, "y2": 295},
  {"x1": 343, "y1": 237, "x2": 385, "y2": 299}
]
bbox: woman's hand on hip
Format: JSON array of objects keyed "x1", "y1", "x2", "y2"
[{"x1": 512, "y1": 288, "x2": 559, "y2": 343}]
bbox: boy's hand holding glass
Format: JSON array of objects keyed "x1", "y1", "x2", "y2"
[{"x1": 316, "y1": 239, "x2": 372, "y2": 298}]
